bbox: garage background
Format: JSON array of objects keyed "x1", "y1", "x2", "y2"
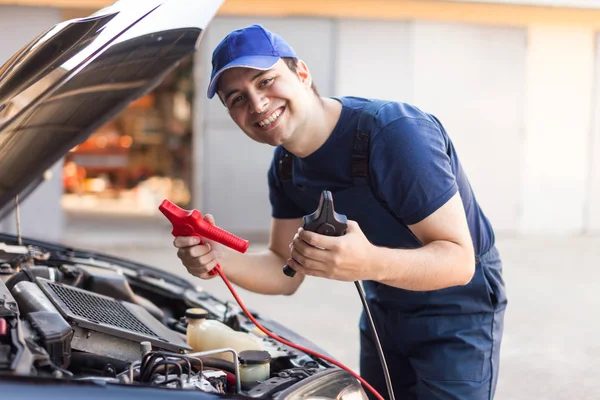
[{"x1": 1, "y1": 0, "x2": 600, "y2": 242}]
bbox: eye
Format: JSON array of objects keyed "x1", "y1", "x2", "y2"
[
  {"x1": 230, "y1": 95, "x2": 244, "y2": 107},
  {"x1": 260, "y1": 77, "x2": 274, "y2": 87}
]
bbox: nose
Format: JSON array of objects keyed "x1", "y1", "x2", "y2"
[{"x1": 248, "y1": 92, "x2": 269, "y2": 114}]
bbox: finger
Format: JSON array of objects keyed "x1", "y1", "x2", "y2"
[
  {"x1": 183, "y1": 249, "x2": 218, "y2": 270},
  {"x1": 345, "y1": 220, "x2": 360, "y2": 232},
  {"x1": 290, "y1": 247, "x2": 306, "y2": 267},
  {"x1": 298, "y1": 228, "x2": 339, "y2": 250},
  {"x1": 199, "y1": 272, "x2": 218, "y2": 280},
  {"x1": 177, "y1": 245, "x2": 208, "y2": 262},
  {"x1": 288, "y1": 232, "x2": 299, "y2": 254},
  {"x1": 188, "y1": 258, "x2": 218, "y2": 277},
  {"x1": 201, "y1": 260, "x2": 220, "y2": 279},
  {"x1": 197, "y1": 250, "x2": 218, "y2": 267},
  {"x1": 173, "y1": 236, "x2": 201, "y2": 248},
  {"x1": 289, "y1": 248, "x2": 328, "y2": 273},
  {"x1": 291, "y1": 246, "x2": 322, "y2": 269},
  {"x1": 287, "y1": 257, "x2": 326, "y2": 278},
  {"x1": 187, "y1": 244, "x2": 213, "y2": 259},
  {"x1": 189, "y1": 267, "x2": 218, "y2": 280},
  {"x1": 292, "y1": 236, "x2": 325, "y2": 261},
  {"x1": 203, "y1": 213, "x2": 216, "y2": 225},
  {"x1": 177, "y1": 247, "x2": 196, "y2": 262},
  {"x1": 286, "y1": 257, "x2": 307, "y2": 274}
]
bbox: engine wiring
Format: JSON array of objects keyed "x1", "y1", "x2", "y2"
[{"x1": 212, "y1": 266, "x2": 386, "y2": 400}]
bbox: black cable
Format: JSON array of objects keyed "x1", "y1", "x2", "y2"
[
  {"x1": 128, "y1": 352, "x2": 231, "y2": 383},
  {"x1": 148, "y1": 360, "x2": 183, "y2": 382},
  {"x1": 354, "y1": 281, "x2": 395, "y2": 400},
  {"x1": 150, "y1": 356, "x2": 194, "y2": 379},
  {"x1": 141, "y1": 352, "x2": 170, "y2": 382}
]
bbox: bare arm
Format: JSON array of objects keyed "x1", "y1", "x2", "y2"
[
  {"x1": 220, "y1": 217, "x2": 305, "y2": 294},
  {"x1": 174, "y1": 216, "x2": 305, "y2": 295},
  {"x1": 288, "y1": 192, "x2": 475, "y2": 291},
  {"x1": 372, "y1": 192, "x2": 475, "y2": 290}
]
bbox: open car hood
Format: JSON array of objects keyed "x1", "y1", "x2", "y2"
[{"x1": 0, "y1": 0, "x2": 223, "y2": 218}]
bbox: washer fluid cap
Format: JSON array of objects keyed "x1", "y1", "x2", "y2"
[
  {"x1": 239, "y1": 350, "x2": 271, "y2": 365},
  {"x1": 185, "y1": 308, "x2": 209, "y2": 319}
]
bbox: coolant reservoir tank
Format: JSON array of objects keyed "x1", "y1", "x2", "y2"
[
  {"x1": 239, "y1": 350, "x2": 271, "y2": 389},
  {"x1": 185, "y1": 308, "x2": 264, "y2": 362}
]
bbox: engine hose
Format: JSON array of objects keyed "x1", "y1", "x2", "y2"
[{"x1": 5, "y1": 266, "x2": 63, "y2": 290}]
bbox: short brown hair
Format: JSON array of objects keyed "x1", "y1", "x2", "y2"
[{"x1": 282, "y1": 57, "x2": 320, "y2": 97}]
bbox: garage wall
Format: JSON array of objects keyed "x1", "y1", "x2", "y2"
[
  {"x1": 410, "y1": 21, "x2": 527, "y2": 234},
  {"x1": 335, "y1": 20, "x2": 414, "y2": 102},
  {"x1": 586, "y1": 33, "x2": 600, "y2": 234},
  {"x1": 0, "y1": 6, "x2": 63, "y2": 242},
  {"x1": 521, "y1": 25, "x2": 595, "y2": 235}
]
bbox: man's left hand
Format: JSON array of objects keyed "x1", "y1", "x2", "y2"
[{"x1": 287, "y1": 220, "x2": 376, "y2": 281}]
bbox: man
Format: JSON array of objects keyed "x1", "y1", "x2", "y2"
[{"x1": 174, "y1": 24, "x2": 507, "y2": 400}]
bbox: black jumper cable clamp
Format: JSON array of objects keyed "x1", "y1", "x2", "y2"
[
  {"x1": 282, "y1": 190, "x2": 347, "y2": 277},
  {"x1": 282, "y1": 190, "x2": 396, "y2": 400}
]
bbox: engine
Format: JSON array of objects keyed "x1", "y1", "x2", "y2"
[{"x1": 0, "y1": 241, "x2": 328, "y2": 396}]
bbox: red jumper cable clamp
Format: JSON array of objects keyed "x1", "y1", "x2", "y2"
[{"x1": 158, "y1": 199, "x2": 249, "y2": 276}]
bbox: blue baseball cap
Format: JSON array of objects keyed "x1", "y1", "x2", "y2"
[{"x1": 207, "y1": 24, "x2": 298, "y2": 99}]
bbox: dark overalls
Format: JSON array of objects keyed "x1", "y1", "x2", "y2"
[{"x1": 275, "y1": 100, "x2": 508, "y2": 400}]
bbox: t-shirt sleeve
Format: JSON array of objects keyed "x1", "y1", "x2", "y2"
[
  {"x1": 267, "y1": 148, "x2": 305, "y2": 219},
  {"x1": 370, "y1": 117, "x2": 458, "y2": 225}
]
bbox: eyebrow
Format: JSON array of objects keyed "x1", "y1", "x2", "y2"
[{"x1": 223, "y1": 70, "x2": 270, "y2": 103}]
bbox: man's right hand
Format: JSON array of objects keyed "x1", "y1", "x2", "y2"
[
  {"x1": 173, "y1": 216, "x2": 306, "y2": 296},
  {"x1": 173, "y1": 214, "x2": 222, "y2": 279}
]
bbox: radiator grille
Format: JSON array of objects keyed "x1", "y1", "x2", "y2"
[{"x1": 47, "y1": 282, "x2": 158, "y2": 338}]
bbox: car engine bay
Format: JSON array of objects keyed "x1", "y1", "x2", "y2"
[{"x1": 0, "y1": 236, "x2": 337, "y2": 397}]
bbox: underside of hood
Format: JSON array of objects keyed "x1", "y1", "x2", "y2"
[{"x1": 0, "y1": 0, "x2": 222, "y2": 218}]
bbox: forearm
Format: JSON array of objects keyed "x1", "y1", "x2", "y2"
[
  {"x1": 372, "y1": 240, "x2": 475, "y2": 291},
  {"x1": 219, "y1": 247, "x2": 304, "y2": 295}
]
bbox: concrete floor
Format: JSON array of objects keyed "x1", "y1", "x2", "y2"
[{"x1": 61, "y1": 210, "x2": 600, "y2": 400}]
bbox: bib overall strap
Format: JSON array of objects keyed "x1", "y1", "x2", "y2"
[
  {"x1": 278, "y1": 148, "x2": 293, "y2": 181},
  {"x1": 278, "y1": 99, "x2": 391, "y2": 182},
  {"x1": 352, "y1": 99, "x2": 392, "y2": 186}
]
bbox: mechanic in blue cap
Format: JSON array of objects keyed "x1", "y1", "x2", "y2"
[{"x1": 174, "y1": 24, "x2": 507, "y2": 400}]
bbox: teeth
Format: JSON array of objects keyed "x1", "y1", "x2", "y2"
[{"x1": 258, "y1": 108, "x2": 282, "y2": 127}]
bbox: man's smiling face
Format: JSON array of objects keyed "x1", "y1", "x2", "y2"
[{"x1": 217, "y1": 59, "x2": 313, "y2": 147}]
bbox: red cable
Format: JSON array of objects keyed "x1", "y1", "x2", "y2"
[{"x1": 213, "y1": 266, "x2": 385, "y2": 400}]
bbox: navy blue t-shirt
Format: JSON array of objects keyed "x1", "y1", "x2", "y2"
[{"x1": 267, "y1": 96, "x2": 495, "y2": 256}]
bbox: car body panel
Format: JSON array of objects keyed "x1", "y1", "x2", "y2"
[{"x1": 0, "y1": 0, "x2": 221, "y2": 218}]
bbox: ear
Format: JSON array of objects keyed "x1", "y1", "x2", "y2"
[{"x1": 295, "y1": 59, "x2": 313, "y2": 89}]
